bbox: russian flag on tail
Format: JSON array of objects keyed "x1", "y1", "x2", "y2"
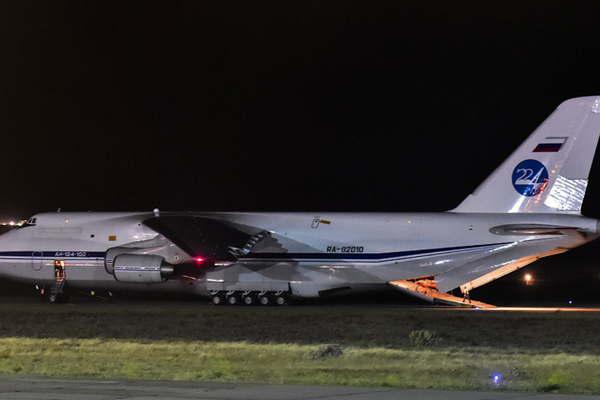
[{"x1": 533, "y1": 136, "x2": 568, "y2": 153}]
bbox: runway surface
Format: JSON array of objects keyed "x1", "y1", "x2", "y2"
[
  {"x1": 0, "y1": 378, "x2": 599, "y2": 400},
  {"x1": 429, "y1": 306, "x2": 600, "y2": 312}
]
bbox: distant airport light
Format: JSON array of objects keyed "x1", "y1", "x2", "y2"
[
  {"x1": 0, "y1": 218, "x2": 25, "y2": 227},
  {"x1": 523, "y1": 273, "x2": 533, "y2": 285},
  {"x1": 491, "y1": 372, "x2": 504, "y2": 386},
  {"x1": 568, "y1": 299, "x2": 574, "y2": 305}
]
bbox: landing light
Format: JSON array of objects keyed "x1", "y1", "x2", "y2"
[{"x1": 523, "y1": 273, "x2": 533, "y2": 285}]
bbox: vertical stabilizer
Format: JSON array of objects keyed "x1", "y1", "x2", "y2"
[{"x1": 453, "y1": 96, "x2": 600, "y2": 214}]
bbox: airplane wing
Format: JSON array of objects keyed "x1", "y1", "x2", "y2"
[{"x1": 143, "y1": 215, "x2": 286, "y2": 261}]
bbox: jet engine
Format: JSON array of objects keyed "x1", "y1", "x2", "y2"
[{"x1": 111, "y1": 254, "x2": 174, "y2": 283}]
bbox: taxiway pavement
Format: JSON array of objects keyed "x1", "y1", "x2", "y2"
[{"x1": 0, "y1": 377, "x2": 599, "y2": 400}]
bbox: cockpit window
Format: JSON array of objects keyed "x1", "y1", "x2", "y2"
[{"x1": 25, "y1": 217, "x2": 36, "y2": 226}]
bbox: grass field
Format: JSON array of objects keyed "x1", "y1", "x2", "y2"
[{"x1": 1, "y1": 299, "x2": 600, "y2": 393}]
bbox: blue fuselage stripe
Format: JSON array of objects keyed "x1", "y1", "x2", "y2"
[
  {"x1": 0, "y1": 242, "x2": 510, "y2": 263},
  {"x1": 0, "y1": 251, "x2": 106, "y2": 258},
  {"x1": 240, "y1": 242, "x2": 510, "y2": 262}
]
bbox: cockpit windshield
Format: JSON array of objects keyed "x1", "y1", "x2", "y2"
[{"x1": 17, "y1": 217, "x2": 37, "y2": 228}]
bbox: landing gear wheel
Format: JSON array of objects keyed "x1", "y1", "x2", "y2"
[
  {"x1": 37, "y1": 287, "x2": 46, "y2": 302},
  {"x1": 258, "y1": 295, "x2": 270, "y2": 306},
  {"x1": 243, "y1": 295, "x2": 254, "y2": 305},
  {"x1": 47, "y1": 293, "x2": 68, "y2": 304},
  {"x1": 211, "y1": 295, "x2": 224, "y2": 305},
  {"x1": 227, "y1": 295, "x2": 239, "y2": 305},
  {"x1": 275, "y1": 295, "x2": 287, "y2": 306}
]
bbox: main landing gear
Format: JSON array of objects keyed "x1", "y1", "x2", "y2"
[
  {"x1": 35, "y1": 260, "x2": 70, "y2": 303},
  {"x1": 210, "y1": 291, "x2": 289, "y2": 306}
]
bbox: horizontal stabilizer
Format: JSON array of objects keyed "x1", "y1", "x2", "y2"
[{"x1": 489, "y1": 224, "x2": 586, "y2": 236}]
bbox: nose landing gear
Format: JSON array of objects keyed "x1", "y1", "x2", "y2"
[{"x1": 38, "y1": 260, "x2": 69, "y2": 304}]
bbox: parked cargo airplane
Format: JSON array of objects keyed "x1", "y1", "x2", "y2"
[{"x1": 1, "y1": 97, "x2": 600, "y2": 306}]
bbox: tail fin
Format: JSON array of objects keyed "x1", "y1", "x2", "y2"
[{"x1": 453, "y1": 96, "x2": 600, "y2": 214}]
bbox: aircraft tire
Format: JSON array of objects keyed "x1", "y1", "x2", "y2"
[
  {"x1": 243, "y1": 295, "x2": 254, "y2": 305},
  {"x1": 258, "y1": 295, "x2": 270, "y2": 306},
  {"x1": 48, "y1": 294, "x2": 64, "y2": 304},
  {"x1": 211, "y1": 294, "x2": 224, "y2": 305},
  {"x1": 275, "y1": 295, "x2": 287, "y2": 306},
  {"x1": 227, "y1": 295, "x2": 238, "y2": 305}
]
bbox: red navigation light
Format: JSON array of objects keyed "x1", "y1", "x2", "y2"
[{"x1": 194, "y1": 256, "x2": 206, "y2": 266}]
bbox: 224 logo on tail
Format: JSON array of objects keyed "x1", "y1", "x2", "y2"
[{"x1": 512, "y1": 159, "x2": 549, "y2": 197}]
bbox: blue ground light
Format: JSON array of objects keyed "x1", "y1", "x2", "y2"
[{"x1": 491, "y1": 372, "x2": 504, "y2": 386}]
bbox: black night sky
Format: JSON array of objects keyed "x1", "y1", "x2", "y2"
[{"x1": 2, "y1": 1, "x2": 600, "y2": 302}]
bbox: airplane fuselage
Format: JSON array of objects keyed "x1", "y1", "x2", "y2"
[
  {"x1": 2, "y1": 97, "x2": 599, "y2": 305},
  {"x1": 0, "y1": 211, "x2": 595, "y2": 301}
]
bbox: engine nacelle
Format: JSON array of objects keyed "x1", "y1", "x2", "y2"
[{"x1": 112, "y1": 254, "x2": 174, "y2": 283}]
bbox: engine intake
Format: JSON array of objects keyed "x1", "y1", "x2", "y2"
[{"x1": 112, "y1": 254, "x2": 174, "y2": 283}]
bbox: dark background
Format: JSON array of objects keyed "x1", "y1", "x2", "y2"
[{"x1": 1, "y1": 1, "x2": 600, "y2": 303}]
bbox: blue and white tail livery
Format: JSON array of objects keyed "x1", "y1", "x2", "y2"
[
  {"x1": 0, "y1": 97, "x2": 599, "y2": 306},
  {"x1": 454, "y1": 96, "x2": 600, "y2": 213}
]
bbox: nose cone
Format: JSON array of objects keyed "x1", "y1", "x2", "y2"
[
  {"x1": 0, "y1": 228, "x2": 41, "y2": 282},
  {"x1": 0, "y1": 226, "x2": 16, "y2": 252}
]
